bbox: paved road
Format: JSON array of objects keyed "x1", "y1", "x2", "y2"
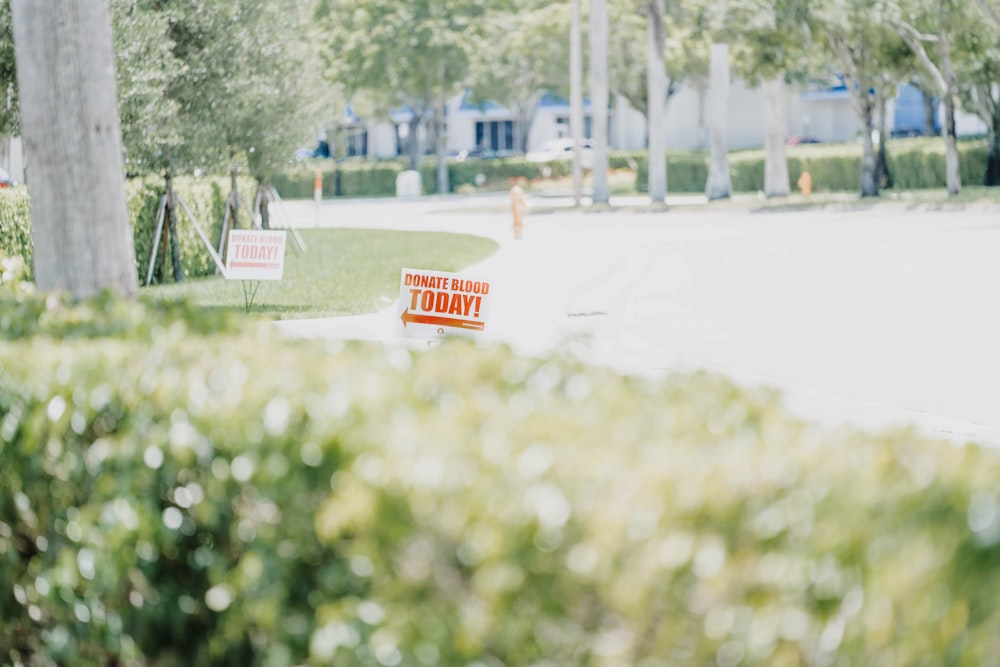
[{"x1": 273, "y1": 193, "x2": 1000, "y2": 446}]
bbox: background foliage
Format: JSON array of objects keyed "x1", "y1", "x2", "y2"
[
  {"x1": 269, "y1": 137, "x2": 993, "y2": 199},
  {"x1": 2, "y1": 298, "x2": 1000, "y2": 666}
]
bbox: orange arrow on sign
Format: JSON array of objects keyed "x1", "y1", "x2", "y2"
[{"x1": 401, "y1": 309, "x2": 485, "y2": 331}]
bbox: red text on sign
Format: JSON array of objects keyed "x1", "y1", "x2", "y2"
[{"x1": 408, "y1": 289, "x2": 482, "y2": 317}]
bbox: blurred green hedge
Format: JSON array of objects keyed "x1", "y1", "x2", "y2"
[
  {"x1": 271, "y1": 161, "x2": 407, "y2": 199},
  {"x1": 3, "y1": 292, "x2": 1000, "y2": 666},
  {"x1": 634, "y1": 139, "x2": 990, "y2": 194}
]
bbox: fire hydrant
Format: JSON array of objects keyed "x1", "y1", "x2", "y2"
[
  {"x1": 510, "y1": 185, "x2": 526, "y2": 239},
  {"x1": 797, "y1": 170, "x2": 813, "y2": 196}
]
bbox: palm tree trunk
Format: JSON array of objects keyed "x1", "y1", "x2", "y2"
[
  {"x1": 646, "y1": 0, "x2": 667, "y2": 203},
  {"x1": 705, "y1": 43, "x2": 731, "y2": 200},
  {"x1": 762, "y1": 76, "x2": 789, "y2": 198},
  {"x1": 570, "y1": 0, "x2": 584, "y2": 205},
  {"x1": 11, "y1": 0, "x2": 137, "y2": 298},
  {"x1": 589, "y1": 0, "x2": 610, "y2": 204}
]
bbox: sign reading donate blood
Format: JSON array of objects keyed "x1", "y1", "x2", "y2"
[
  {"x1": 225, "y1": 229, "x2": 287, "y2": 280},
  {"x1": 398, "y1": 267, "x2": 492, "y2": 339}
]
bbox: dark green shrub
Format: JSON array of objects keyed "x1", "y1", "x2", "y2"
[
  {"x1": 433, "y1": 157, "x2": 548, "y2": 193},
  {"x1": 786, "y1": 154, "x2": 861, "y2": 193},
  {"x1": 729, "y1": 154, "x2": 765, "y2": 192},
  {"x1": 5, "y1": 295, "x2": 1000, "y2": 665},
  {"x1": 634, "y1": 151, "x2": 709, "y2": 193},
  {"x1": 340, "y1": 161, "x2": 405, "y2": 197},
  {"x1": 271, "y1": 161, "x2": 406, "y2": 199},
  {"x1": 0, "y1": 187, "x2": 32, "y2": 279},
  {"x1": 959, "y1": 142, "x2": 988, "y2": 186}
]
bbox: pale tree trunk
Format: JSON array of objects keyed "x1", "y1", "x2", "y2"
[
  {"x1": 435, "y1": 94, "x2": 449, "y2": 195},
  {"x1": 829, "y1": 34, "x2": 878, "y2": 197},
  {"x1": 938, "y1": 34, "x2": 961, "y2": 196},
  {"x1": 570, "y1": 0, "x2": 584, "y2": 205},
  {"x1": 589, "y1": 0, "x2": 610, "y2": 204},
  {"x1": 705, "y1": 43, "x2": 731, "y2": 200},
  {"x1": 405, "y1": 116, "x2": 421, "y2": 171},
  {"x1": 762, "y1": 76, "x2": 789, "y2": 198},
  {"x1": 12, "y1": 0, "x2": 137, "y2": 298},
  {"x1": 895, "y1": 23, "x2": 961, "y2": 196},
  {"x1": 646, "y1": 0, "x2": 667, "y2": 203},
  {"x1": 516, "y1": 91, "x2": 546, "y2": 153}
]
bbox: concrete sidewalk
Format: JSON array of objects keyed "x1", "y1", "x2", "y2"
[{"x1": 274, "y1": 193, "x2": 1000, "y2": 447}]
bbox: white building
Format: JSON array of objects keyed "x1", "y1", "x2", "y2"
[{"x1": 340, "y1": 79, "x2": 986, "y2": 160}]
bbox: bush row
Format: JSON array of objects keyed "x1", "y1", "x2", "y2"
[
  {"x1": 635, "y1": 139, "x2": 991, "y2": 194},
  {"x1": 272, "y1": 139, "x2": 994, "y2": 198},
  {"x1": 3, "y1": 293, "x2": 1000, "y2": 666},
  {"x1": 271, "y1": 161, "x2": 407, "y2": 199}
]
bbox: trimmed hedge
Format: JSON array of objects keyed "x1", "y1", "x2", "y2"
[
  {"x1": 271, "y1": 161, "x2": 407, "y2": 199},
  {"x1": 128, "y1": 176, "x2": 256, "y2": 283},
  {"x1": 0, "y1": 187, "x2": 32, "y2": 279},
  {"x1": 4, "y1": 294, "x2": 1000, "y2": 665},
  {"x1": 271, "y1": 138, "x2": 993, "y2": 198},
  {"x1": 0, "y1": 177, "x2": 257, "y2": 285}
]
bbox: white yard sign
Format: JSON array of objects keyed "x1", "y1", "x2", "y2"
[
  {"x1": 397, "y1": 267, "x2": 493, "y2": 340},
  {"x1": 225, "y1": 229, "x2": 287, "y2": 280}
]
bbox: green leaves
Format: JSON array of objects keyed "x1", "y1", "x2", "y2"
[{"x1": 5, "y1": 303, "x2": 1000, "y2": 665}]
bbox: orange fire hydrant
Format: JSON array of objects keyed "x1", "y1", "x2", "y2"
[
  {"x1": 797, "y1": 170, "x2": 813, "y2": 196},
  {"x1": 510, "y1": 185, "x2": 526, "y2": 239}
]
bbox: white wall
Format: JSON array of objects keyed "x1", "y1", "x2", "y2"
[{"x1": 367, "y1": 122, "x2": 399, "y2": 159}]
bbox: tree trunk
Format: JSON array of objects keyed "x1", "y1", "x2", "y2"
[
  {"x1": 229, "y1": 167, "x2": 240, "y2": 230},
  {"x1": 646, "y1": 0, "x2": 667, "y2": 203},
  {"x1": 166, "y1": 172, "x2": 183, "y2": 282},
  {"x1": 589, "y1": 0, "x2": 610, "y2": 204},
  {"x1": 860, "y1": 114, "x2": 879, "y2": 197},
  {"x1": 762, "y1": 76, "x2": 789, "y2": 198},
  {"x1": 705, "y1": 43, "x2": 731, "y2": 200},
  {"x1": 406, "y1": 116, "x2": 421, "y2": 171},
  {"x1": 923, "y1": 90, "x2": 938, "y2": 136},
  {"x1": 876, "y1": 89, "x2": 892, "y2": 189},
  {"x1": 986, "y1": 130, "x2": 1000, "y2": 187},
  {"x1": 517, "y1": 91, "x2": 546, "y2": 153},
  {"x1": 11, "y1": 0, "x2": 137, "y2": 298},
  {"x1": 435, "y1": 96, "x2": 449, "y2": 195},
  {"x1": 570, "y1": 0, "x2": 584, "y2": 205},
  {"x1": 942, "y1": 94, "x2": 961, "y2": 196},
  {"x1": 256, "y1": 181, "x2": 271, "y2": 229}
]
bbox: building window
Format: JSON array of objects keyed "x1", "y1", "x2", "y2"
[
  {"x1": 555, "y1": 115, "x2": 594, "y2": 138},
  {"x1": 475, "y1": 120, "x2": 516, "y2": 153},
  {"x1": 345, "y1": 127, "x2": 367, "y2": 157}
]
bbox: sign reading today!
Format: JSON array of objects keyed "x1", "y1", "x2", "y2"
[
  {"x1": 225, "y1": 229, "x2": 287, "y2": 280},
  {"x1": 398, "y1": 267, "x2": 492, "y2": 339}
]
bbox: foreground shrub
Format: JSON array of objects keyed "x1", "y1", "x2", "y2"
[{"x1": 3, "y1": 296, "x2": 1000, "y2": 666}]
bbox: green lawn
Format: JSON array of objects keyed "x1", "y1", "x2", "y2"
[{"x1": 142, "y1": 228, "x2": 499, "y2": 319}]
